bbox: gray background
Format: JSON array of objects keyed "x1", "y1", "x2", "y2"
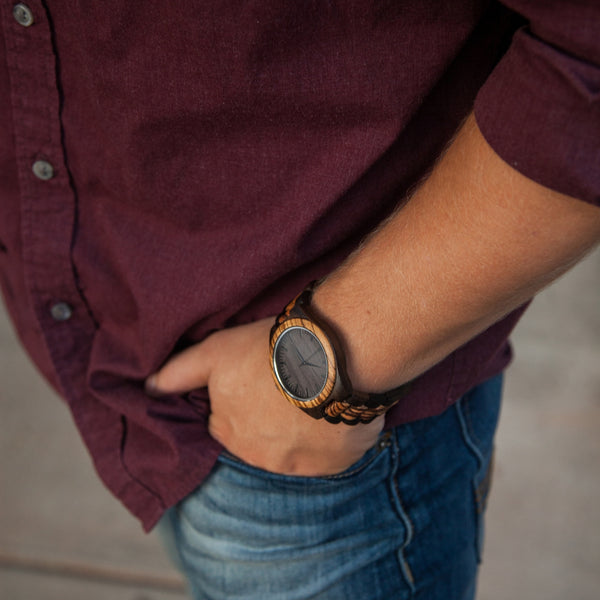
[{"x1": 1, "y1": 248, "x2": 599, "y2": 599}]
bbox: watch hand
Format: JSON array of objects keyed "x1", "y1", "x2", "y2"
[
  {"x1": 302, "y1": 360, "x2": 322, "y2": 369},
  {"x1": 293, "y1": 346, "x2": 306, "y2": 363}
]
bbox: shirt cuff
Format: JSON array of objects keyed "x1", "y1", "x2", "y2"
[{"x1": 474, "y1": 27, "x2": 600, "y2": 207}]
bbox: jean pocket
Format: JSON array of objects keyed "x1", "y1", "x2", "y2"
[
  {"x1": 217, "y1": 431, "x2": 392, "y2": 486},
  {"x1": 455, "y1": 374, "x2": 503, "y2": 562}
]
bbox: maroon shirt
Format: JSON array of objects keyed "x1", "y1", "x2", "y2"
[{"x1": 1, "y1": 1, "x2": 598, "y2": 531}]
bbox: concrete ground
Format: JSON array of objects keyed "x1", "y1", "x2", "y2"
[{"x1": 1, "y1": 248, "x2": 599, "y2": 600}]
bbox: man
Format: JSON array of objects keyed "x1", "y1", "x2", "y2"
[{"x1": 1, "y1": 1, "x2": 599, "y2": 598}]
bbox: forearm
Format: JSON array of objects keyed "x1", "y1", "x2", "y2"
[{"x1": 313, "y1": 114, "x2": 600, "y2": 393}]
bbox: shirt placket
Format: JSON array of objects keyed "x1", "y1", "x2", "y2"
[
  {"x1": 2, "y1": 2, "x2": 169, "y2": 526},
  {"x1": 1, "y1": 1, "x2": 95, "y2": 395}
]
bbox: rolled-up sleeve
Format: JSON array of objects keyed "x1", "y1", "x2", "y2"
[{"x1": 474, "y1": 0, "x2": 600, "y2": 206}]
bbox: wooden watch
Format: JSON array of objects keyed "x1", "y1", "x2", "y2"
[{"x1": 269, "y1": 282, "x2": 410, "y2": 425}]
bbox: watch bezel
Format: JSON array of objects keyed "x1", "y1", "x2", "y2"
[{"x1": 270, "y1": 316, "x2": 337, "y2": 411}]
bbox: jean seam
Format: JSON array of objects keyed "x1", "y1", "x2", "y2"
[
  {"x1": 389, "y1": 430, "x2": 416, "y2": 595},
  {"x1": 455, "y1": 399, "x2": 485, "y2": 472},
  {"x1": 455, "y1": 396, "x2": 495, "y2": 509},
  {"x1": 455, "y1": 398, "x2": 492, "y2": 564}
]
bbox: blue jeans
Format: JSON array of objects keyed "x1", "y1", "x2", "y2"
[{"x1": 160, "y1": 375, "x2": 502, "y2": 600}]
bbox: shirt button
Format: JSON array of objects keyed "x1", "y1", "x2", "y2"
[
  {"x1": 13, "y1": 3, "x2": 34, "y2": 27},
  {"x1": 50, "y1": 302, "x2": 73, "y2": 322},
  {"x1": 32, "y1": 160, "x2": 55, "y2": 181}
]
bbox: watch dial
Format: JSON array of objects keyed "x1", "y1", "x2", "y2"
[{"x1": 274, "y1": 327, "x2": 328, "y2": 401}]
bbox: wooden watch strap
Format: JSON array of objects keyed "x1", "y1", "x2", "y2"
[{"x1": 322, "y1": 385, "x2": 411, "y2": 424}]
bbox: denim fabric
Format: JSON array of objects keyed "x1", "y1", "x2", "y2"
[{"x1": 162, "y1": 375, "x2": 502, "y2": 600}]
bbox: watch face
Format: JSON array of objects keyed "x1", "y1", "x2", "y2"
[{"x1": 273, "y1": 326, "x2": 328, "y2": 402}]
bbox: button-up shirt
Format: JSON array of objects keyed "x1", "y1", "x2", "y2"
[{"x1": 1, "y1": 1, "x2": 598, "y2": 530}]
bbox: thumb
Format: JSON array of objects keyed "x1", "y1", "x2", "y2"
[{"x1": 145, "y1": 341, "x2": 212, "y2": 396}]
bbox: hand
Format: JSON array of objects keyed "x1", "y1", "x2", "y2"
[{"x1": 145, "y1": 318, "x2": 384, "y2": 476}]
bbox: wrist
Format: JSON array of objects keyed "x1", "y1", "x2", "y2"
[
  {"x1": 310, "y1": 278, "x2": 405, "y2": 393},
  {"x1": 269, "y1": 282, "x2": 409, "y2": 424}
]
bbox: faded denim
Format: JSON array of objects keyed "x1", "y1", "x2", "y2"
[{"x1": 161, "y1": 375, "x2": 502, "y2": 600}]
